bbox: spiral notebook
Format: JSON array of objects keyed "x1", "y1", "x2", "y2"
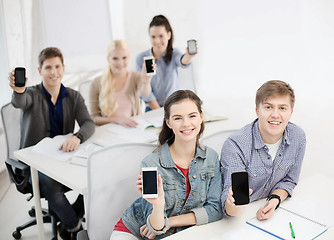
[{"x1": 246, "y1": 206, "x2": 328, "y2": 240}]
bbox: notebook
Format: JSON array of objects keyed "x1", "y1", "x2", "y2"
[{"x1": 246, "y1": 205, "x2": 328, "y2": 240}]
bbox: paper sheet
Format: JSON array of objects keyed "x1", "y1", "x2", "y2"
[
  {"x1": 108, "y1": 124, "x2": 158, "y2": 143},
  {"x1": 31, "y1": 134, "x2": 75, "y2": 162}
]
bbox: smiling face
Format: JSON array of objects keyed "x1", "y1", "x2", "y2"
[
  {"x1": 38, "y1": 56, "x2": 64, "y2": 89},
  {"x1": 166, "y1": 99, "x2": 203, "y2": 144},
  {"x1": 108, "y1": 48, "x2": 129, "y2": 74},
  {"x1": 256, "y1": 95, "x2": 293, "y2": 144},
  {"x1": 149, "y1": 25, "x2": 171, "y2": 56}
]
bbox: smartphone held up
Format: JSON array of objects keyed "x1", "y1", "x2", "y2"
[
  {"x1": 187, "y1": 39, "x2": 197, "y2": 55},
  {"x1": 144, "y1": 56, "x2": 156, "y2": 76},
  {"x1": 142, "y1": 167, "x2": 158, "y2": 198},
  {"x1": 231, "y1": 171, "x2": 250, "y2": 205},
  {"x1": 14, "y1": 67, "x2": 26, "y2": 87}
]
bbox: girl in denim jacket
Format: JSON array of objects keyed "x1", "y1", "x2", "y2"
[{"x1": 111, "y1": 90, "x2": 222, "y2": 239}]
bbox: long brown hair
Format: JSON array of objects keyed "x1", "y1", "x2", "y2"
[
  {"x1": 159, "y1": 90, "x2": 205, "y2": 147},
  {"x1": 149, "y1": 15, "x2": 174, "y2": 65}
]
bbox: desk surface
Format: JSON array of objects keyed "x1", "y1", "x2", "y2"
[
  {"x1": 164, "y1": 174, "x2": 334, "y2": 240},
  {"x1": 13, "y1": 108, "x2": 233, "y2": 196}
]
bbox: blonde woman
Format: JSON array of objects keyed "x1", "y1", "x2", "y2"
[{"x1": 90, "y1": 40, "x2": 152, "y2": 127}]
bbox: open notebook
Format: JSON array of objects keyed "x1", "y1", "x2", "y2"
[{"x1": 246, "y1": 197, "x2": 331, "y2": 240}]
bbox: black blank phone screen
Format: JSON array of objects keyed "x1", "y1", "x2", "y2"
[
  {"x1": 232, "y1": 172, "x2": 249, "y2": 205},
  {"x1": 15, "y1": 68, "x2": 26, "y2": 86},
  {"x1": 143, "y1": 170, "x2": 157, "y2": 194},
  {"x1": 145, "y1": 59, "x2": 154, "y2": 73}
]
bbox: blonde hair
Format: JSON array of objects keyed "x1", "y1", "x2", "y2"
[{"x1": 99, "y1": 40, "x2": 130, "y2": 117}]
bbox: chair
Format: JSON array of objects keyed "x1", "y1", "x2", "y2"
[
  {"x1": 200, "y1": 129, "x2": 237, "y2": 155},
  {"x1": 78, "y1": 143, "x2": 158, "y2": 240},
  {"x1": 178, "y1": 64, "x2": 197, "y2": 93},
  {"x1": 1, "y1": 103, "x2": 59, "y2": 239},
  {"x1": 78, "y1": 79, "x2": 92, "y2": 114}
]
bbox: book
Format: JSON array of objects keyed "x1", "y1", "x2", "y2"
[
  {"x1": 246, "y1": 204, "x2": 328, "y2": 240},
  {"x1": 204, "y1": 115, "x2": 228, "y2": 123}
]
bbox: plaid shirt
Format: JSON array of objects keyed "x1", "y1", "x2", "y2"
[{"x1": 220, "y1": 119, "x2": 306, "y2": 216}]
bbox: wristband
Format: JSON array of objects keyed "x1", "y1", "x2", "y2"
[
  {"x1": 266, "y1": 194, "x2": 281, "y2": 210},
  {"x1": 73, "y1": 132, "x2": 83, "y2": 143}
]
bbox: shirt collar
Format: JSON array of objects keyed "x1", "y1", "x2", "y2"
[
  {"x1": 150, "y1": 48, "x2": 167, "y2": 60},
  {"x1": 159, "y1": 143, "x2": 206, "y2": 168},
  {"x1": 253, "y1": 119, "x2": 290, "y2": 150},
  {"x1": 41, "y1": 82, "x2": 67, "y2": 101}
]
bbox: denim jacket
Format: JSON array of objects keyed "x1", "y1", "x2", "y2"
[{"x1": 122, "y1": 143, "x2": 223, "y2": 239}]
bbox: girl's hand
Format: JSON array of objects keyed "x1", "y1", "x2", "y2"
[
  {"x1": 115, "y1": 116, "x2": 138, "y2": 128},
  {"x1": 141, "y1": 63, "x2": 155, "y2": 84},
  {"x1": 145, "y1": 174, "x2": 165, "y2": 207},
  {"x1": 137, "y1": 173, "x2": 165, "y2": 207},
  {"x1": 136, "y1": 171, "x2": 143, "y2": 195},
  {"x1": 140, "y1": 224, "x2": 156, "y2": 239}
]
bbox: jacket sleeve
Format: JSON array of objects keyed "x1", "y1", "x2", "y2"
[
  {"x1": 11, "y1": 88, "x2": 33, "y2": 110},
  {"x1": 74, "y1": 92, "x2": 95, "y2": 143},
  {"x1": 191, "y1": 150, "x2": 223, "y2": 224}
]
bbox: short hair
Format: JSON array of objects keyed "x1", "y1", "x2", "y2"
[
  {"x1": 38, "y1": 47, "x2": 64, "y2": 68},
  {"x1": 256, "y1": 80, "x2": 295, "y2": 108},
  {"x1": 159, "y1": 90, "x2": 205, "y2": 147}
]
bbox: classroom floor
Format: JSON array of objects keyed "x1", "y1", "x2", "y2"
[{"x1": 0, "y1": 96, "x2": 333, "y2": 240}]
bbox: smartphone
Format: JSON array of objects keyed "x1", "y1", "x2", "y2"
[
  {"x1": 187, "y1": 39, "x2": 197, "y2": 55},
  {"x1": 143, "y1": 56, "x2": 156, "y2": 76},
  {"x1": 142, "y1": 167, "x2": 158, "y2": 198},
  {"x1": 14, "y1": 67, "x2": 26, "y2": 87},
  {"x1": 231, "y1": 172, "x2": 250, "y2": 205}
]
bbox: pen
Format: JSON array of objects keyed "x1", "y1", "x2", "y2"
[{"x1": 289, "y1": 222, "x2": 295, "y2": 239}]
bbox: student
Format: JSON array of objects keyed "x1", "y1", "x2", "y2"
[
  {"x1": 90, "y1": 40, "x2": 152, "y2": 127},
  {"x1": 110, "y1": 90, "x2": 222, "y2": 239},
  {"x1": 136, "y1": 15, "x2": 197, "y2": 110},
  {"x1": 221, "y1": 80, "x2": 306, "y2": 220},
  {"x1": 9, "y1": 47, "x2": 95, "y2": 240}
]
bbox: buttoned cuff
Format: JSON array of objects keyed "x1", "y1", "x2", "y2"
[
  {"x1": 146, "y1": 214, "x2": 169, "y2": 235},
  {"x1": 191, "y1": 207, "x2": 208, "y2": 225}
]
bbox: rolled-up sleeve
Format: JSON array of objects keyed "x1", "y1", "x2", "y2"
[
  {"x1": 74, "y1": 93, "x2": 95, "y2": 142},
  {"x1": 146, "y1": 214, "x2": 170, "y2": 235}
]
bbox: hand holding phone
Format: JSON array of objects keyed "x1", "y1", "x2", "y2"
[
  {"x1": 187, "y1": 39, "x2": 197, "y2": 55},
  {"x1": 142, "y1": 167, "x2": 158, "y2": 198},
  {"x1": 14, "y1": 67, "x2": 26, "y2": 87},
  {"x1": 231, "y1": 172, "x2": 250, "y2": 205},
  {"x1": 143, "y1": 56, "x2": 156, "y2": 76}
]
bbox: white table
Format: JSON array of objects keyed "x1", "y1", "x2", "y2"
[
  {"x1": 13, "y1": 108, "x2": 233, "y2": 239},
  {"x1": 164, "y1": 174, "x2": 334, "y2": 240}
]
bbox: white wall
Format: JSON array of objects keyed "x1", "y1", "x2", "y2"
[
  {"x1": 1, "y1": 0, "x2": 334, "y2": 181},
  {"x1": 122, "y1": 0, "x2": 200, "y2": 70},
  {"x1": 196, "y1": 0, "x2": 334, "y2": 104}
]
